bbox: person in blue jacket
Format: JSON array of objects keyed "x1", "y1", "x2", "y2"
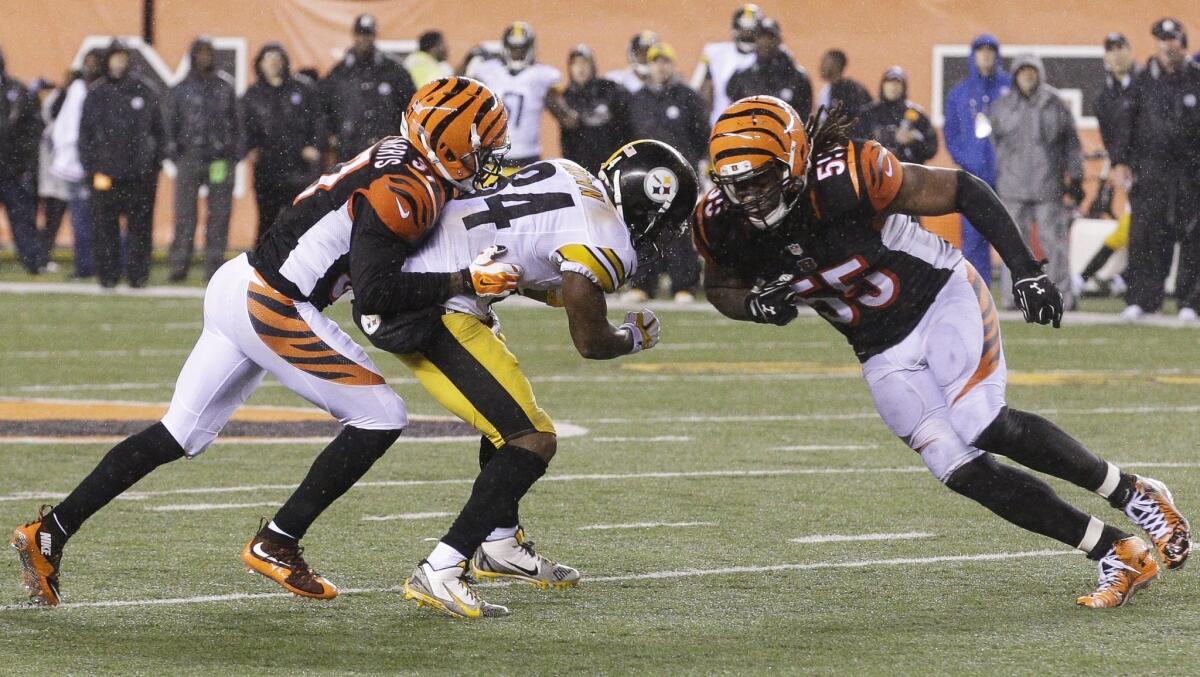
[{"x1": 944, "y1": 34, "x2": 1011, "y2": 285}]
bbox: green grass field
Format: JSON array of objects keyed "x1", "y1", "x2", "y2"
[{"x1": 1, "y1": 281, "x2": 1199, "y2": 675}]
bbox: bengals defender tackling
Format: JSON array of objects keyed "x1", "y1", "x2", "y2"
[
  {"x1": 11, "y1": 77, "x2": 521, "y2": 605},
  {"x1": 694, "y1": 96, "x2": 1190, "y2": 608},
  {"x1": 354, "y1": 140, "x2": 699, "y2": 618}
]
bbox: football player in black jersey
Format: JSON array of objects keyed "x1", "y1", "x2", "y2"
[
  {"x1": 11, "y1": 77, "x2": 520, "y2": 606},
  {"x1": 694, "y1": 96, "x2": 1190, "y2": 608}
]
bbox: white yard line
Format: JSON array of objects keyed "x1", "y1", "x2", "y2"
[
  {"x1": 578, "y1": 521, "x2": 717, "y2": 531},
  {"x1": 577, "y1": 403, "x2": 1200, "y2": 424},
  {"x1": 589, "y1": 436, "x2": 692, "y2": 442},
  {"x1": 147, "y1": 502, "x2": 281, "y2": 513},
  {"x1": 790, "y1": 531, "x2": 934, "y2": 544},
  {"x1": 5, "y1": 460, "x2": 1198, "y2": 505},
  {"x1": 0, "y1": 548, "x2": 1077, "y2": 612},
  {"x1": 361, "y1": 512, "x2": 455, "y2": 522},
  {"x1": 775, "y1": 444, "x2": 880, "y2": 451}
]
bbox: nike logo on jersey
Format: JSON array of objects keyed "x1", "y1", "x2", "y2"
[
  {"x1": 251, "y1": 542, "x2": 289, "y2": 568},
  {"x1": 395, "y1": 198, "x2": 411, "y2": 219}
]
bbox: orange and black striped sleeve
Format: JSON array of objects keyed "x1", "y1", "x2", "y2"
[{"x1": 349, "y1": 164, "x2": 462, "y2": 315}]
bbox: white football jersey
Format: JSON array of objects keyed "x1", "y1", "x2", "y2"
[
  {"x1": 469, "y1": 59, "x2": 562, "y2": 160},
  {"x1": 690, "y1": 42, "x2": 756, "y2": 127},
  {"x1": 404, "y1": 159, "x2": 637, "y2": 318}
]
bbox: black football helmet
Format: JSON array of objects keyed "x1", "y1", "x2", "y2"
[
  {"x1": 502, "y1": 21, "x2": 536, "y2": 72},
  {"x1": 731, "y1": 4, "x2": 765, "y2": 53},
  {"x1": 597, "y1": 140, "x2": 699, "y2": 264},
  {"x1": 627, "y1": 30, "x2": 660, "y2": 76}
]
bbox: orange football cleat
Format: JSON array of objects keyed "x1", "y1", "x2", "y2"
[
  {"x1": 240, "y1": 532, "x2": 338, "y2": 600},
  {"x1": 11, "y1": 506, "x2": 63, "y2": 606},
  {"x1": 1077, "y1": 536, "x2": 1159, "y2": 609}
]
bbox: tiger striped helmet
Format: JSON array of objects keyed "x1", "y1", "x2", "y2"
[
  {"x1": 708, "y1": 95, "x2": 810, "y2": 229},
  {"x1": 402, "y1": 76, "x2": 510, "y2": 194}
]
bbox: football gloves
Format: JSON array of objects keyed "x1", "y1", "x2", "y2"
[
  {"x1": 467, "y1": 245, "x2": 523, "y2": 299},
  {"x1": 745, "y1": 274, "x2": 799, "y2": 325},
  {"x1": 1013, "y1": 272, "x2": 1064, "y2": 328},
  {"x1": 621, "y1": 310, "x2": 661, "y2": 354}
]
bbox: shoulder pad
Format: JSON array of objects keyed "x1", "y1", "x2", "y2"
[
  {"x1": 812, "y1": 140, "x2": 903, "y2": 220},
  {"x1": 357, "y1": 158, "x2": 447, "y2": 242},
  {"x1": 692, "y1": 188, "x2": 740, "y2": 263}
]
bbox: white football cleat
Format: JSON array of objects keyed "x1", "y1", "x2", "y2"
[
  {"x1": 1121, "y1": 304, "x2": 1145, "y2": 321},
  {"x1": 471, "y1": 528, "x2": 581, "y2": 590},
  {"x1": 403, "y1": 560, "x2": 509, "y2": 619}
]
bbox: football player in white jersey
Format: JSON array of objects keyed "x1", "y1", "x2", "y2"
[
  {"x1": 691, "y1": 3, "x2": 764, "y2": 127},
  {"x1": 606, "y1": 30, "x2": 660, "y2": 94},
  {"x1": 354, "y1": 140, "x2": 699, "y2": 618},
  {"x1": 10, "y1": 77, "x2": 521, "y2": 606},
  {"x1": 468, "y1": 21, "x2": 576, "y2": 170}
]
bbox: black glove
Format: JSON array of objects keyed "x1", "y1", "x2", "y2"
[
  {"x1": 745, "y1": 274, "x2": 799, "y2": 326},
  {"x1": 1012, "y1": 270, "x2": 1064, "y2": 328}
]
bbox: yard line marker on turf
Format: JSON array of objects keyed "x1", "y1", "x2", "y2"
[
  {"x1": 590, "y1": 436, "x2": 692, "y2": 442},
  {"x1": 361, "y1": 511, "x2": 456, "y2": 522},
  {"x1": 0, "y1": 549, "x2": 1077, "y2": 611},
  {"x1": 789, "y1": 531, "x2": 934, "y2": 544},
  {"x1": 775, "y1": 444, "x2": 879, "y2": 451},
  {"x1": 3, "y1": 461, "x2": 1196, "y2": 504},
  {"x1": 578, "y1": 521, "x2": 717, "y2": 531},
  {"x1": 576, "y1": 404, "x2": 1200, "y2": 424},
  {"x1": 147, "y1": 501, "x2": 281, "y2": 512}
]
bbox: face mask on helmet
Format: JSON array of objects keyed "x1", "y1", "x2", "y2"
[
  {"x1": 713, "y1": 161, "x2": 806, "y2": 229},
  {"x1": 503, "y1": 24, "x2": 536, "y2": 72}
]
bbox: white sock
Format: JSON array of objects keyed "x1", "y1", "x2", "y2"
[
  {"x1": 485, "y1": 525, "x2": 519, "y2": 542},
  {"x1": 1095, "y1": 462, "x2": 1120, "y2": 499},
  {"x1": 427, "y1": 541, "x2": 468, "y2": 570},
  {"x1": 1076, "y1": 516, "x2": 1105, "y2": 554},
  {"x1": 267, "y1": 520, "x2": 296, "y2": 540}
]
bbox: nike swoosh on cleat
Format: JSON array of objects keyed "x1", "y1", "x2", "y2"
[{"x1": 251, "y1": 542, "x2": 289, "y2": 568}]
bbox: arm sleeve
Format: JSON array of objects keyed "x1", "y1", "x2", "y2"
[
  {"x1": 955, "y1": 169, "x2": 1040, "y2": 277},
  {"x1": 348, "y1": 195, "x2": 458, "y2": 314}
]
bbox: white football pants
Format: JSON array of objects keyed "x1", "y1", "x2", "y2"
[
  {"x1": 161, "y1": 254, "x2": 407, "y2": 456},
  {"x1": 862, "y1": 261, "x2": 1007, "y2": 482}
]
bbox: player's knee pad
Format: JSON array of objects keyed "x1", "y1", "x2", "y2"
[{"x1": 909, "y1": 417, "x2": 983, "y2": 484}]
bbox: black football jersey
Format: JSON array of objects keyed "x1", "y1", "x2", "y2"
[
  {"x1": 249, "y1": 135, "x2": 448, "y2": 309},
  {"x1": 694, "y1": 139, "x2": 962, "y2": 361}
]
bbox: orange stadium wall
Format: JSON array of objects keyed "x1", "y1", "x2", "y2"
[{"x1": 1, "y1": 0, "x2": 1195, "y2": 251}]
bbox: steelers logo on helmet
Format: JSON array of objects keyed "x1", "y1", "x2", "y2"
[{"x1": 644, "y1": 167, "x2": 678, "y2": 205}]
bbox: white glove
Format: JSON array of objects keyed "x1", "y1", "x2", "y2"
[
  {"x1": 620, "y1": 309, "x2": 661, "y2": 354},
  {"x1": 468, "y1": 245, "x2": 523, "y2": 299}
]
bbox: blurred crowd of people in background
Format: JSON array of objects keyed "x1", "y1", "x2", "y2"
[{"x1": 0, "y1": 5, "x2": 1198, "y2": 319}]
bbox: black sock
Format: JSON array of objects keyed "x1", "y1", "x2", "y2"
[
  {"x1": 442, "y1": 444, "x2": 546, "y2": 557},
  {"x1": 47, "y1": 422, "x2": 185, "y2": 541},
  {"x1": 975, "y1": 407, "x2": 1109, "y2": 492},
  {"x1": 945, "y1": 454, "x2": 1130, "y2": 554},
  {"x1": 478, "y1": 436, "x2": 520, "y2": 528},
  {"x1": 270, "y1": 426, "x2": 401, "y2": 540},
  {"x1": 1107, "y1": 474, "x2": 1137, "y2": 510},
  {"x1": 1079, "y1": 246, "x2": 1114, "y2": 282},
  {"x1": 1087, "y1": 525, "x2": 1127, "y2": 560}
]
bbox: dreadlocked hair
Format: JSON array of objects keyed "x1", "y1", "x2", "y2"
[{"x1": 805, "y1": 104, "x2": 857, "y2": 158}]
